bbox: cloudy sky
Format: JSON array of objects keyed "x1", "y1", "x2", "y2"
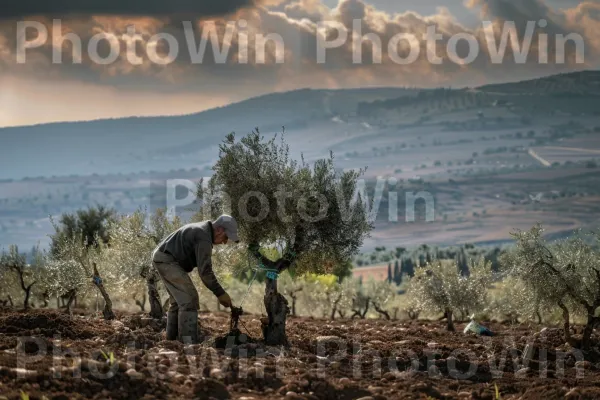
[{"x1": 0, "y1": 0, "x2": 598, "y2": 127}]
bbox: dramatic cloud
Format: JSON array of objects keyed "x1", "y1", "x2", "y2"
[
  {"x1": 0, "y1": 0, "x2": 261, "y2": 19},
  {"x1": 0, "y1": 0, "x2": 598, "y2": 126}
]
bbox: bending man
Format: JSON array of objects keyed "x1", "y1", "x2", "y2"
[{"x1": 152, "y1": 214, "x2": 238, "y2": 343}]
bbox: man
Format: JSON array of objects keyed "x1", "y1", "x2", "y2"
[{"x1": 151, "y1": 214, "x2": 239, "y2": 343}]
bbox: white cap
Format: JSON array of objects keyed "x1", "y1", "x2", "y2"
[{"x1": 214, "y1": 214, "x2": 239, "y2": 243}]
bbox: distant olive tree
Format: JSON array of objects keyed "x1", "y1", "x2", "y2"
[
  {"x1": 202, "y1": 130, "x2": 373, "y2": 345},
  {"x1": 502, "y1": 224, "x2": 600, "y2": 349},
  {"x1": 486, "y1": 276, "x2": 540, "y2": 324},
  {"x1": 362, "y1": 279, "x2": 397, "y2": 320},
  {"x1": 408, "y1": 258, "x2": 492, "y2": 331},
  {"x1": 290, "y1": 273, "x2": 353, "y2": 319},
  {"x1": 45, "y1": 225, "x2": 103, "y2": 316},
  {"x1": 49, "y1": 205, "x2": 116, "y2": 256},
  {"x1": 105, "y1": 207, "x2": 183, "y2": 319},
  {"x1": 278, "y1": 272, "x2": 304, "y2": 317},
  {"x1": 0, "y1": 245, "x2": 44, "y2": 309}
]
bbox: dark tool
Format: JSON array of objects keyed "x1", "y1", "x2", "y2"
[{"x1": 230, "y1": 306, "x2": 244, "y2": 332}]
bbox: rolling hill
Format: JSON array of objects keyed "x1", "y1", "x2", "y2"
[{"x1": 2, "y1": 70, "x2": 597, "y2": 180}]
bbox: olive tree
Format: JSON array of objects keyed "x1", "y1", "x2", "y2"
[
  {"x1": 409, "y1": 258, "x2": 492, "y2": 331},
  {"x1": 349, "y1": 278, "x2": 397, "y2": 320},
  {"x1": 317, "y1": 275, "x2": 355, "y2": 320},
  {"x1": 48, "y1": 216, "x2": 119, "y2": 319},
  {"x1": 202, "y1": 130, "x2": 373, "y2": 345},
  {"x1": 105, "y1": 207, "x2": 183, "y2": 318},
  {"x1": 486, "y1": 276, "x2": 536, "y2": 324},
  {"x1": 278, "y1": 272, "x2": 305, "y2": 317},
  {"x1": 0, "y1": 245, "x2": 43, "y2": 309},
  {"x1": 49, "y1": 205, "x2": 115, "y2": 256},
  {"x1": 0, "y1": 257, "x2": 19, "y2": 307},
  {"x1": 45, "y1": 228, "x2": 102, "y2": 316},
  {"x1": 292, "y1": 273, "x2": 351, "y2": 319},
  {"x1": 364, "y1": 279, "x2": 397, "y2": 320},
  {"x1": 502, "y1": 224, "x2": 600, "y2": 349}
]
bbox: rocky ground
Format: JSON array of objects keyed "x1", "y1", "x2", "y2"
[{"x1": 1, "y1": 307, "x2": 600, "y2": 399}]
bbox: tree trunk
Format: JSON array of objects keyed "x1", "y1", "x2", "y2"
[
  {"x1": 12, "y1": 266, "x2": 35, "y2": 310},
  {"x1": 262, "y1": 278, "x2": 289, "y2": 346},
  {"x1": 536, "y1": 310, "x2": 543, "y2": 325},
  {"x1": 41, "y1": 292, "x2": 49, "y2": 308},
  {"x1": 7, "y1": 295, "x2": 14, "y2": 307},
  {"x1": 291, "y1": 294, "x2": 297, "y2": 317},
  {"x1": 446, "y1": 308, "x2": 455, "y2": 332},
  {"x1": 331, "y1": 293, "x2": 342, "y2": 320},
  {"x1": 558, "y1": 300, "x2": 571, "y2": 343},
  {"x1": 135, "y1": 292, "x2": 147, "y2": 312},
  {"x1": 23, "y1": 284, "x2": 34, "y2": 310},
  {"x1": 248, "y1": 241, "x2": 301, "y2": 346},
  {"x1": 65, "y1": 290, "x2": 77, "y2": 315},
  {"x1": 92, "y1": 263, "x2": 115, "y2": 320},
  {"x1": 147, "y1": 272, "x2": 163, "y2": 319},
  {"x1": 362, "y1": 298, "x2": 370, "y2": 319},
  {"x1": 583, "y1": 310, "x2": 598, "y2": 350},
  {"x1": 373, "y1": 303, "x2": 390, "y2": 320},
  {"x1": 408, "y1": 309, "x2": 419, "y2": 320}
]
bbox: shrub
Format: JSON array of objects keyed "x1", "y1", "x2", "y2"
[
  {"x1": 408, "y1": 258, "x2": 492, "y2": 331},
  {"x1": 486, "y1": 276, "x2": 537, "y2": 323}
]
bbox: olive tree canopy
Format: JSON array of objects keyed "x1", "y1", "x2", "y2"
[{"x1": 200, "y1": 130, "x2": 374, "y2": 275}]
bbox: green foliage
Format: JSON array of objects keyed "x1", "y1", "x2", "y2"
[
  {"x1": 0, "y1": 245, "x2": 45, "y2": 308},
  {"x1": 501, "y1": 224, "x2": 600, "y2": 347},
  {"x1": 409, "y1": 258, "x2": 493, "y2": 322},
  {"x1": 50, "y1": 205, "x2": 116, "y2": 255},
  {"x1": 45, "y1": 218, "x2": 104, "y2": 299},
  {"x1": 486, "y1": 276, "x2": 534, "y2": 323},
  {"x1": 106, "y1": 207, "x2": 183, "y2": 280},
  {"x1": 204, "y1": 129, "x2": 373, "y2": 275},
  {"x1": 364, "y1": 279, "x2": 397, "y2": 319}
]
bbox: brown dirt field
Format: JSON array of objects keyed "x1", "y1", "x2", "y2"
[{"x1": 1, "y1": 308, "x2": 600, "y2": 400}]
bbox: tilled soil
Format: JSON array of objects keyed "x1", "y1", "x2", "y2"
[{"x1": 1, "y1": 308, "x2": 600, "y2": 400}]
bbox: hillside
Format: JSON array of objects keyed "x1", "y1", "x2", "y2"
[
  {"x1": 1, "y1": 70, "x2": 600, "y2": 252},
  {"x1": 1, "y1": 70, "x2": 597, "y2": 180}
]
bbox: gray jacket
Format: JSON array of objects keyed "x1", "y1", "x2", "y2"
[{"x1": 156, "y1": 221, "x2": 225, "y2": 297}]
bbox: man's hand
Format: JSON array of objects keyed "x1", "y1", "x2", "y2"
[{"x1": 218, "y1": 293, "x2": 232, "y2": 308}]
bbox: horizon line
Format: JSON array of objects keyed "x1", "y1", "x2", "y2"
[{"x1": 1, "y1": 68, "x2": 596, "y2": 130}]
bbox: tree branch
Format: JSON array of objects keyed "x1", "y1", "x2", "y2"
[
  {"x1": 540, "y1": 260, "x2": 591, "y2": 309},
  {"x1": 372, "y1": 302, "x2": 390, "y2": 320}
]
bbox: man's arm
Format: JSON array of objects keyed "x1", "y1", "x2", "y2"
[{"x1": 196, "y1": 240, "x2": 226, "y2": 298}]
